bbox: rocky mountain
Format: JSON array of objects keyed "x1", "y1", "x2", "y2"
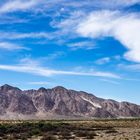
[{"x1": 0, "y1": 84, "x2": 140, "y2": 119}]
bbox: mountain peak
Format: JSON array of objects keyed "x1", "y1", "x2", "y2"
[
  {"x1": 2, "y1": 84, "x2": 12, "y2": 87},
  {"x1": 0, "y1": 84, "x2": 21, "y2": 92},
  {"x1": 53, "y1": 86, "x2": 67, "y2": 90},
  {"x1": 38, "y1": 87, "x2": 47, "y2": 92}
]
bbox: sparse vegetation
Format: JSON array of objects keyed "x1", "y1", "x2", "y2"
[{"x1": 0, "y1": 119, "x2": 140, "y2": 139}]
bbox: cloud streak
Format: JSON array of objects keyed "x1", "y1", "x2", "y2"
[
  {"x1": 119, "y1": 64, "x2": 140, "y2": 71},
  {"x1": 100, "y1": 78, "x2": 120, "y2": 85},
  {"x1": 95, "y1": 57, "x2": 111, "y2": 65},
  {"x1": 0, "y1": 42, "x2": 28, "y2": 50},
  {"x1": 67, "y1": 41, "x2": 95, "y2": 50},
  {"x1": 0, "y1": 32, "x2": 50, "y2": 40},
  {"x1": 28, "y1": 81, "x2": 51, "y2": 85},
  {"x1": 0, "y1": 0, "x2": 39, "y2": 14},
  {"x1": 0, "y1": 0, "x2": 139, "y2": 15},
  {"x1": 0, "y1": 64, "x2": 120, "y2": 79}
]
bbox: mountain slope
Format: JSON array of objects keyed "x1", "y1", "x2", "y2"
[{"x1": 0, "y1": 84, "x2": 140, "y2": 119}]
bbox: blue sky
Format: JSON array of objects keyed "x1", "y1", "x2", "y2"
[{"x1": 0, "y1": 0, "x2": 140, "y2": 104}]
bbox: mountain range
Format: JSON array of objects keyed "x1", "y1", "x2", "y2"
[{"x1": 0, "y1": 84, "x2": 140, "y2": 120}]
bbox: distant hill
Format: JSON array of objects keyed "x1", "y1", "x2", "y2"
[{"x1": 0, "y1": 84, "x2": 140, "y2": 120}]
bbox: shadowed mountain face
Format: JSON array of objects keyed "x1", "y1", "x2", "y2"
[{"x1": 0, "y1": 84, "x2": 140, "y2": 119}]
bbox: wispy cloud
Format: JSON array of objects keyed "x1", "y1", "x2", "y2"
[
  {"x1": 0, "y1": 0, "x2": 39, "y2": 14},
  {"x1": 0, "y1": 0, "x2": 139, "y2": 15},
  {"x1": 95, "y1": 57, "x2": 111, "y2": 65},
  {"x1": 18, "y1": 52, "x2": 65, "y2": 67},
  {"x1": 0, "y1": 42, "x2": 28, "y2": 50},
  {"x1": 119, "y1": 63, "x2": 140, "y2": 71},
  {"x1": 50, "y1": 11, "x2": 85, "y2": 41},
  {"x1": 28, "y1": 81, "x2": 52, "y2": 85},
  {"x1": 94, "y1": 0, "x2": 140, "y2": 9},
  {"x1": 0, "y1": 64, "x2": 120, "y2": 79},
  {"x1": 100, "y1": 78, "x2": 120, "y2": 85},
  {"x1": 67, "y1": 41, "x2": 95, "y2": 50},
  {"x1": 0, "y1": 32, "x2": 50, "y2": 40},
  {"x1": 19, "y1": 57, "x2": 40, "y2": 66},
  {"x1": 0, "y1": 16, "x2": 28, "y2": 24}
]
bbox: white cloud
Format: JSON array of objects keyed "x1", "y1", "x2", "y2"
[
  {"x1": 51, "y1": 11, "x2": 85, "y2": 35},
  {"x1": 68, "y1": 41, "x2": 95, "y2": 50},
  {"x1": 0, "y1": 0, "x2": 39, "y2": 13},
  {"x1": 0, "y1": 42, "x2": 28, "y2": 50},
  {"x1": 0, "y1": 32, "x2": 50, "y2": 40},
  {"x1": 76, "y1": 10, "x2": 140, "y2": 63},
  {"x1": 40, "y1": 0, "x2": 140, "y2": 11},
  {"x1": 100, "y1": 78, "x2": 120, "y2": 85},
  {"x1": 0, "y1": 64, "x2": 120, "y2": 79},
  {"x1": 95, "y1": 57, "x2": 110, "y2": 65},
  {"x1": 119, "y1": 63, "x2": 140, "y2": 71},
  {"x1": 19, "y1": 53, "x2": 65, "y2": 67},
  {"x1": 0, "y1": 16, "x2": 28, "y2": 24},
  {"x1": 0, "y1": 0, "x2": 139, "y2": 15},
  {"x1": 96, "y1": 0, "x2": 140, "y2": 8},
  {"x1": 19, "y1": 57, "x2": 40, "y2": 67},
  {"x1": 115, "y1": 0, "x2": 140, "y2": 6},
  {"x1": 28, "y1": 81, "x2": 51, "y2": 85}
]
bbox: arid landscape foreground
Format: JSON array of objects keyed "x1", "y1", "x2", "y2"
[{"x1": 0, "y1": 118, "x2": 140, "y2": 140}]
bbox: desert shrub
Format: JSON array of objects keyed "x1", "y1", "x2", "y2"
[
  {"x1": 85, "y1": 131, "x2": 98, "y2": 139},
  {"x1": 39, "y1": 123, "x2": 57, "y2": 132},
  {"x1": 21, "y1": 133, "x2": 32, "y2": 139},
  {"x1": 38, "y1": 121, "x2": 45, "y2": 128},
  {"x1": 41, "y1": 134, "x2": 57, "y2": 140},
  {"x1": 0, "y1": 124, "x2": 7, "y2": 134},
  {"x1": 30, "y1": 128, "x2": 41, "y2": 136},
  {"x1": 59, "y1": 135, "x2": 75, "y2": 139},
  {"x1": 60, "y1": 130, "x2": 71, "y2": 138},
  {"x1": 75, "y1": 130, "x2": 88, "y2": 137},
  {"x1": 75, "y1": 130, "x2": 98, "y2": 138},
  {"x1": 105, "y1": 129, "x2": 118, "y2": 134},
  {"x1": 86, "y1": 135, "x2": 94, "y2": 139}
]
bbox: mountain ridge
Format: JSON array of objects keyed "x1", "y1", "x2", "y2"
[{"x1": 0, "y1": 84, "x2": 140, "y2": 120}]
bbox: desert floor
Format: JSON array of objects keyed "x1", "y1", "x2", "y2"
[{"x1": 0, "y1": 118, "x2": 140, "y2": 140}]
